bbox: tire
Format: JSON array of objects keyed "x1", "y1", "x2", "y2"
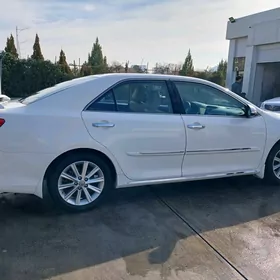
[
  {"x1": 265, "y1": 143, "x2": 280, "y2": 184},
  {"x1": 47, "y1": 152, "x2": 114, "y2": 212}
]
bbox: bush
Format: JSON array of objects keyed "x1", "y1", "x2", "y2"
[{"x1": 2, "y1": 54, "x2": 73, "y2": 97}]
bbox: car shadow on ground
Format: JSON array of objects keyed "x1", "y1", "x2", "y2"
[{"x1": 0, "y1": 176, "x2": 280, "y2": 279}]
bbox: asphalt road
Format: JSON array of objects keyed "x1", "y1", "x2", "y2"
[{"x1": 1, "y1": 176, "x2": 280, "y2": 280}]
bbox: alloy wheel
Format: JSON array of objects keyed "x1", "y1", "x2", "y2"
[
  {"x1": 58, "y1": 160, "x2": 105, "y2": 206},
  {"x1": 272, "y1": 151, "x2": 280, "y2": 179}
]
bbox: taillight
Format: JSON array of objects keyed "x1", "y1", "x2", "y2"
[{"x1": 0, "y1": 118, "x2": 5, "y2": 127}]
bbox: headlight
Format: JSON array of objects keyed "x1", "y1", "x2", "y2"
[
  {"x1": 265, "y1": 104, "x2": 274, "y2": 110},
  {"x1": 264, "y1": 104, "x2": 280, "y2": 111}
]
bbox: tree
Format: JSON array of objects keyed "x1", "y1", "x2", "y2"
[
  {"x1": 180, "y1": 49, "x2": 194, "y2": 76},
  {"x1": 109, "y1": 61, "x2": 123, "y2": 73},
  {"x1": 209, "y1": 71, "x2": 224, "y2": 86},
  {"x1": 31, "y1": 34, "x2": 44, "y2": 60},
  {"x1": 88, "y1": 37, "x2": 106, "y2": 74},
  {"x1": 216, "y1": 59, "x2": 227, "y2": 86},
  {"x1": 57, "y1": 49, "x2": 72, "y2": 75},
  {"x1": 2, "y1": 54, "x2": 72, "y2": 97},
  {"x1": 71, "y1": 60, "x2": 79, "y2": 76},
  {"x1": 80, "y1": 62, "x2": 93, "y2": 76},
  {"x1": 153, "y1": 63, "x2": 171, "y2": 74},
  {"x1": 103, "y1": 56, "x2": 108, "y2": 72},
  {"x1": 125, "y1": 61, "x2": 129, "y2": 73},
  {"x1": 132, "y1": 65, "x2": 144, "y2": 73},
  {"x1": 4, "y1": 34, "x2": 18, "y2": 58},
  {"x1": 217, "y1": 59, "x2": 227, "y2": 74}
]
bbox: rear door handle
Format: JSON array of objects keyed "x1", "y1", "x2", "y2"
[
  {"x1": 92, "y1": 122, "x2": 115, "y2": 128},
  {"x1": 187, "y1": 123, "x2": 205, "y2": 130}
]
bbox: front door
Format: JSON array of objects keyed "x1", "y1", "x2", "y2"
[
  {"x1": 82, "y1": 79, "x2": 186, "y2": 181},
  {"x1": 172, "y1": 81, "x2": 266, "y2": 177}
]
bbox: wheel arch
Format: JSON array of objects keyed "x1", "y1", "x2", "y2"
[
  {"x1": 43, "y1": 148, "x2": 118, "y2": 196},
  {"x1": 265, "y1": 139, "x2": 280, "y2": 164}
]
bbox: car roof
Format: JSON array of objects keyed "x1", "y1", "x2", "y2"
[
  {"x1": 92, "y1": 73, "x2": 204, "y2": 82},
  {"x1": 67, "y1": 73, "x2": 222, "y2": 89}
]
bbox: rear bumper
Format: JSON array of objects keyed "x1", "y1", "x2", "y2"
[{"x1": 0, "y1": 151, "x2": 56, "y2": 197}]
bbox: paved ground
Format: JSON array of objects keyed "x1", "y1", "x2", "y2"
[{"x1": 1, "y1": 176, "x2": 280, "y2": 280}]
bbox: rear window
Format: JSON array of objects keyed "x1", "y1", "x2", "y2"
[{"x1": 21, "y1": 76, "x2": 97, "y2": 105}]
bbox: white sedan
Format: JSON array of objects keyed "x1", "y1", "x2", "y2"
[{"x1": 1, "y1": 73, "x2": 280, "y2": 212}]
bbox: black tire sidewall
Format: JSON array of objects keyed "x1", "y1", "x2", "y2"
[
  {"x1": 265, "y1": 144, "x2": 280, "y2": 184},
  {"x1": 47, "y1": 153, "x2": 114, "y2": 212}
]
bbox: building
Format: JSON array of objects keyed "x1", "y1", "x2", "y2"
[{"x1": 226, "y1": 8, "x2": 280, "y2": 105}]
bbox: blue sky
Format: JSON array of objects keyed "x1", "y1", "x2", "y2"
[{"x1": 0, "y1": 0, "x2": 279, "y2": 69}]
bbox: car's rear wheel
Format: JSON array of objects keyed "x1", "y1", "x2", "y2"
[
  {"x1": 47, "y1": 153, "x2": 114, "y2": 212},
  {"x1": 265, "y1": 143, "x2": 280, "y2": 184}
]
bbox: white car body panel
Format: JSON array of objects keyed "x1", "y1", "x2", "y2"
[
  {"x1": 181, "y1": 115, "x2": 266, "y2": 176},
  {"x1": 0, "y1": 73, "x2": 280, "y2": 199},
  {"x1": 82, "y1": 111, "x2": 186, "y2": 180}
]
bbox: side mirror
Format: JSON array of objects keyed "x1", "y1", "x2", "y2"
[{"x1": 245, "y1": 104, "x2": 258, "y2": 118}]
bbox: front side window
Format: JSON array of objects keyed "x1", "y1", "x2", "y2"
[
  {"x1": 87, "y1": 80, "x2": 173, "y2": 114},
  {"x1": 174, "y1": 82, "x2": 246, "y2": 117}
]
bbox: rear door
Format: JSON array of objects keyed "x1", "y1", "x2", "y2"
[{"x1": 82, "y1": 79, "x2": 186, "y2": 181}]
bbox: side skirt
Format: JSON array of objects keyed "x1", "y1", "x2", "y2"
[{"x1": 117, "y1": 169, "x2": 258, "y2": 188}]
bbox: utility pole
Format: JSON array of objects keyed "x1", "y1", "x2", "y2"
[{"x1": 16, "y1": 26, "x2": 29, "y2": 59}]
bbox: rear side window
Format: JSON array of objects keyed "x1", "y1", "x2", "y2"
[
  {"x1": 87, "y1": 90, "x2": 116, "y2": 111},
  {"x1": 87, "y1": 80, "x2": 173, "y2": 114},
  {"x1": 21, "y1": 76, "x2": 97, "y2": 105}
]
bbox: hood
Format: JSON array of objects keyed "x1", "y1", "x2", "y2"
[{"x1": 262, "y1": 97, "x2": 280, "y2": 104}]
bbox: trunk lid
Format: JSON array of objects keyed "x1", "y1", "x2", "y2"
[{"x1": 0, "y1": 99, "x2": 25, "y2": 109}]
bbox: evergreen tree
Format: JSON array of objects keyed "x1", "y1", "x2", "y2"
[
  {"x1": 57, "y1": 49, "x2": 72, "y2": 74},
  {"x1": 217, "y1": 59, "x2": 227, "y2": 76},
  {"x1": 180, "y1": 49, "x2": 194, "y2": 76},
  {"x1": 80, "y1": 62, "x2": 93, "y2": 76},
  {"x1": 88, "y1": 37, "x2": 106, "y2": 74},
  {"x1": 125, "y1": 62, "x2": 128, "y2": 73},
  {"x1": 103, "y1": 56, "x2": 108, "y2": 72},
  {"x1": 31, "y1": 34, "x2": 44, "y2": 60},
  {"x1": 216, "y1": 59, "x2": 227, "y2": 86},
  {"x1": 132, "y1": 65, "x2": 144, "y2": 73},
  {"x1": 4, "y1": 34, "x2": 18, "y2": 58},
  {"x1": 72, "y1": 60, "x2": 79, "y2": 76}
]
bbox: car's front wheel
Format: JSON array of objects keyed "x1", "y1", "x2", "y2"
[
  {"x1": 265, "y1": 143, "x2": 280, "y2": 184},
  {"x1": 47, "y1": 152, "x2": 114, "y2": 212}
]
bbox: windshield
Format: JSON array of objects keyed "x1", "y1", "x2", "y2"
[{"x1": 20, "y1": 76, "x2": 96, "y2": 105}]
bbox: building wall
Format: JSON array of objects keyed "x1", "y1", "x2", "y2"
[
  {"x1": 257, "y1": 43, "x2": 280, "y2": 63},
  {"x1": 226, "y1": 8, "x2": 280, "y2": 104},
  {"x1": 235, "y1": 38, "x2": 247, "y2": 56},
  {"x1": 226, "y1": 8, "x2": 280, "y2": 40}
]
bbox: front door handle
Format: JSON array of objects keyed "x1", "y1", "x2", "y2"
[
  {"x1": 92, "y1": 122, "x2": 115, "y2": 128},
  {"x1": 187, "y1": 122, "x2": 205, "y2": 130}
]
